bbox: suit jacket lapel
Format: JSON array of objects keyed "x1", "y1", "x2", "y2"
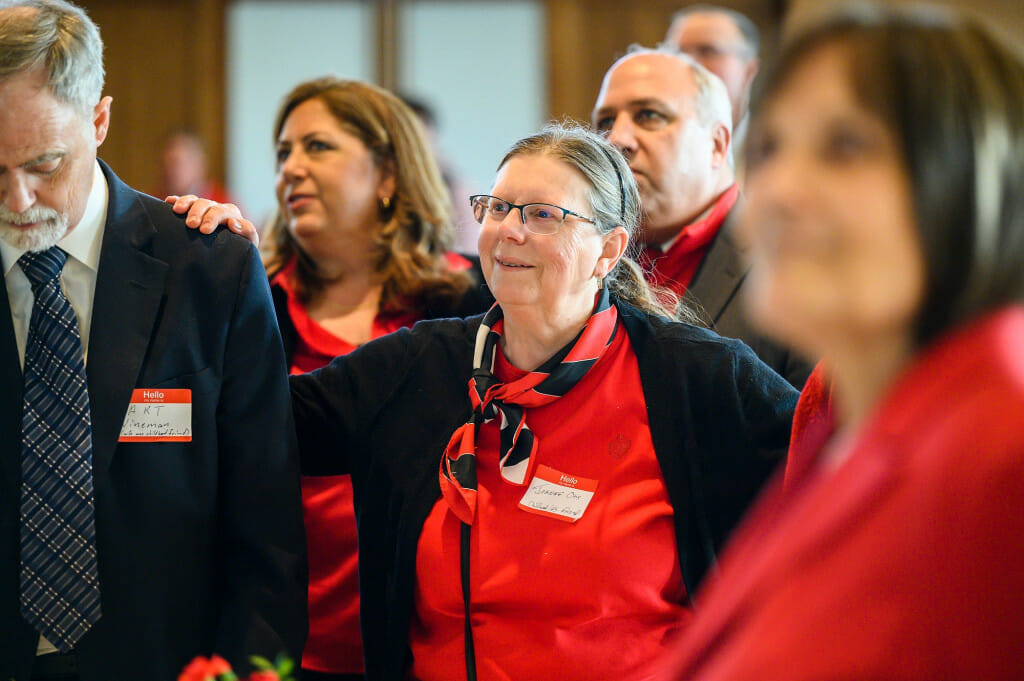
[
  {"x1": 0, "y1": 256, "x2": 23, "y2": 505},
  {"x1": 686, "y1": 218, "x2": 748, "y2": 326},
  {"x1": 87, "y1": 161, "x2": 168, "y2": 478}
]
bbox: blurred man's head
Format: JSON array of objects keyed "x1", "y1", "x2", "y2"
[
  {"x1": 0, "y1": 0, "x2": 111, "y2": 251},
  {"x1": 161, "y1": 130, "x2": 210, "y2": 197},
  {"x1": 593, "y1": 48, "x2": 733, "y2": 245},
  {"x1": 666, "y1": 5, "x2": 760, "y2": 128}
]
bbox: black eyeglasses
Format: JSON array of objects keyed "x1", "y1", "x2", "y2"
[
  {"x1": 680, "y1": 42, "x2": 754, "y2": 61},
  {"x1": 469, "y1": 194, "x2": 596, "y2": 235}
]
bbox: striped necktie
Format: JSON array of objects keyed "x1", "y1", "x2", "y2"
[{"x1": 18, "y1": 247, "x2": 102, "y2": 652}]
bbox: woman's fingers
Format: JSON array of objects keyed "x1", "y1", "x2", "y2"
[{"x1": 165, "y1": 195, "x2": 259, "y2": 246}]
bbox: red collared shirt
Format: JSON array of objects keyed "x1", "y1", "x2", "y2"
[
  {"x1": 410, "y1": 323, "x2": 688, "y2": 681},
  {"x1": 272, "y1": 253, "x2": 469, "y2": 674},
  {"x1": 641, "y1": 184, "x2": 739, "y2": 297}
]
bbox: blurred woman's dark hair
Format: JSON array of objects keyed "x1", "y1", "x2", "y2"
[{"x1": 750, "y1": 5, "x2": 1024, "y2": 346}]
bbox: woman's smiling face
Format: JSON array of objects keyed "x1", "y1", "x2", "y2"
[
  {"x1": 477, "y1": 153, "x2": 611, "y2": 318},
  {"x1": 740, "y1": 43, "x2": 926, "y2": 359}
]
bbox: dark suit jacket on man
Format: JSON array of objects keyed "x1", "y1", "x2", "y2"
[
  {"x1": 686, "y1": 212, "x2": 813, "y2": 388},
  {"x1": 0, "y1": 161, "x2": 308, "y2": 681}
]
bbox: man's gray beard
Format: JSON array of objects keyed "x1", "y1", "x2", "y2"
[{"x1": 0, "y1": 206, "x2": 68, "y2": 252}]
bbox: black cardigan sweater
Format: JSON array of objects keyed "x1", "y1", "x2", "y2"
[{"x1": 289, "y1": 298, "x2": 798, "y2": 681}]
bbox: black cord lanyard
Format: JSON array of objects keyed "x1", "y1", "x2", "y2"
[{"x1": 460, "y1": 521, "x2": 478, "y2": 681}]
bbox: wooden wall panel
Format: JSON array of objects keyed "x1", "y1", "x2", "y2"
[
  {"x1": 78, "y1": 0, "x2": 226, "y2": 195},
  {"x1": 67, "y1": 0, "x2": 1021, "y2": 198},
  {"x1": 548, "y1": 0, "x2": 684, "y2": 125}
]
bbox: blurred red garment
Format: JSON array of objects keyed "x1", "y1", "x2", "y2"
[{"x1": 666, "y1": 307, "x2": 1024, "y2": 681}]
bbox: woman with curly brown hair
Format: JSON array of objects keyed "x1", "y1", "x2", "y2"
[
  {"x1": 258, "y1": 77, "x2": 491, "y2": 681},
  {"x1": 265, "y1": 78, "x2": 490, "y2": 355}
]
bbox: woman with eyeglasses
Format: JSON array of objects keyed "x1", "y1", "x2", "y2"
[
  {"x1": 175, "y1": 121, "x2": 796, "y2": 681},
  {"x1": 668, "y1": 6, "x2": 1024, "y2": 680}
]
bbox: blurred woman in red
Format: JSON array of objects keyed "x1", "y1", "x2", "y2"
[{"x1": 669, "y1": 6, "x2": 1024, "y2": 679}]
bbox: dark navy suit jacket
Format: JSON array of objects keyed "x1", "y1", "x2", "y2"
[
  {"x1": 0, "y1": 161, "x2": 308, "y2": 681},
  {"x1": 687, "y1": 210, "x2": 813, "y2": 388}
]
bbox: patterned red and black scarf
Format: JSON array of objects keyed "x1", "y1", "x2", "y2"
[{"x1": 439, "y1": 287, "x2": 619, "y2": 524}]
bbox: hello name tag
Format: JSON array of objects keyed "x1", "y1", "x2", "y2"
[
  {"x1": 118, "y1": 389, "x2": 192, "y2": 442},
  {"x1": 518, "y1": 465, "x2": 599, "y2": 523}
]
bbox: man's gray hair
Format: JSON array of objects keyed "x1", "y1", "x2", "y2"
[
  {"x1": 0, "y1": 0, "x2": 104, "y2": 115},
  {"x1": 624, "y1": 44, "x2": 733, "y2": 136},
  {"x1": 668, "y1": 4, "x2": 760, "y2": 58}
]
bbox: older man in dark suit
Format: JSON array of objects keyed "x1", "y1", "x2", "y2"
[
  {"x1": 592, "y1": 46, "x2": 810, "y2": 388},
  {"x1": 0, "y1": 2, "x2": 307, "y2": 680}
]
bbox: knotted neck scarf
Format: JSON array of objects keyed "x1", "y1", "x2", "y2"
[{"x1": 439, "y1": 287, "x2": 619, "y2": 524}]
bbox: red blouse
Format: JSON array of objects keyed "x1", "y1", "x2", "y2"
[
  {"x1": 410, "y1": 323, "x2": 688, "y2": 681},
  {"x1": 272, "y1": 258, "x2": 440, "y2": 674}
]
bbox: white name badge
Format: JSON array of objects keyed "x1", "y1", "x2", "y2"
[
  {"x1": 518, "y1": 464, "x2": 599, "y2": 523},
  {"x1": 118, "y1": 389, "x2": 192, "y2": 442}
]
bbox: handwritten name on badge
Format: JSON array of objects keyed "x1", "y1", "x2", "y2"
[
  {"x1": 518, "y1": 464, "x2": 598, "y2": 523},
  {"x1": 118, "y1": 389, "x2": 192, "y2": 442}
]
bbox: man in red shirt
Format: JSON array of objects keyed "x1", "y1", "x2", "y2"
[{"x1": 592, "y1": 47, "x2": 810, "y2": 387}]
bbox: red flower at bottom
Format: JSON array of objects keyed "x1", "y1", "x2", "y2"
[
  {"x1": 179, "y1": 655, "x2": 233, "y2": 681},
  {"x1": 179, "y1": 652, "x2": 293, "y2": 681},
  {"x1": 244, "y1": 672, "x2": 279, "y2": 681}
]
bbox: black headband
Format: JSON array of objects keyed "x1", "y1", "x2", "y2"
[{"x1": 600, "y1": 147, "x2": 626, "y2": 222}]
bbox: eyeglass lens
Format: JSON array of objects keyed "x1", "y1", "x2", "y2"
[{"x1": 470, "y1": 196, "x2": 566, "y2": 235}]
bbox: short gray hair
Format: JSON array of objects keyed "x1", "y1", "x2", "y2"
[{"x1": 0, "y1": 0, "x2": 104, "y2": 115}]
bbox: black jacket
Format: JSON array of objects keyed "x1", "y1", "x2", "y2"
[
  {"x1": 289, "y1": 299, "x2": 797, "y2": 681},
  {"x1": 687, "y1": 211, "x2": 813, "y2": 389},
  {"x1": 0, "y1": 162, "x2": 307, "y2": 681}
]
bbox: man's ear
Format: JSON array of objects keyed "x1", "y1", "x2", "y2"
[
  {"x1": 710, "y1": 121, "x2": 731, "y2": 170},
  {"x1": 93, "y1": 96, "x2": 112, "y2": 146},
  {"x1": 743, "y1": 57, "x2": 761, "y2": 91}
]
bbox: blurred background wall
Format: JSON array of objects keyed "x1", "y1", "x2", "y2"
[{"x1": 80, "y1": 0, "x2": 1023, "y2": 225}]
